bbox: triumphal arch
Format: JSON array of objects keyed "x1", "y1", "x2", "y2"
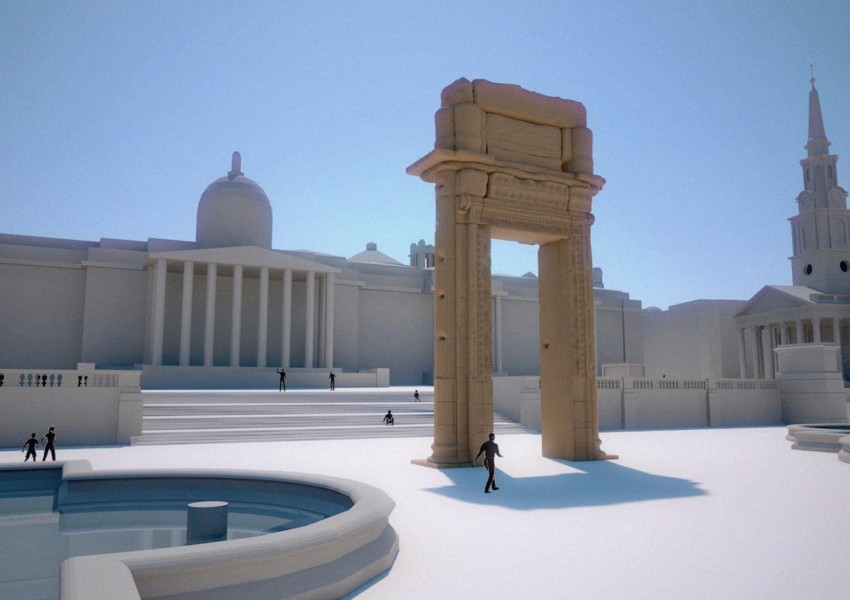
[{"x1": 408, "y1": 79, "x2": 611, "y2": 465}]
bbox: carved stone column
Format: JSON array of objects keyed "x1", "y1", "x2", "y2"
[
  {"x1": 737, "y1": 328, "x2": 747, "y2": 378},
  {"x1": 179, "y1": 261, "x2": 194, "y2": 366},
  {"x1": 538, "y1": 215, "x2": 602, "y2": 460},
  {"x1": 257, "y1": 266, "x2": 269, "y2": 367},
  {"x1": 203, "y1": 262, "x2": 217, "y2": 367},
  {"x1": 429, "y1": 170, "x2": 494, "y2": 465},
  {"x1": 151, "y1": 257, "x2": 167, "y2": 366},
  {"x1": 761, "y1": 325, "x2": 774, "y2": 380},
  {"x1": 305, "y1": 271, "x2": 315, "y2": 369},
  {"x1": 230, "y1": 264, "x2": 243, "y2": 367},
  {"x1": 281, "y1": 269, "x2": 292, "y2": 368}
]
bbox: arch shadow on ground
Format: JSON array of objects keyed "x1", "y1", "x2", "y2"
[{"x1": 423, "y1": 459, "x2": 705, "y2": 510}]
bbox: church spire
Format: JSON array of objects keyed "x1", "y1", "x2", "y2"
[
  {"x1": 806, "y1": 73, "x2": 831, "y2": 156},
  {"x1": 790, "y1": 73, "x2": 849, "y2": 294}
]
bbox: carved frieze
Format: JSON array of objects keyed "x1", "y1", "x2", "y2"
[{"x1": 487, "y1": 172, "x2": 571, "y2": 211}]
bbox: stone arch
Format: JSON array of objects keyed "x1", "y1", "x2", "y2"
[{"x1": 408, "y1": 79, "x2": 613, "y2": 464}]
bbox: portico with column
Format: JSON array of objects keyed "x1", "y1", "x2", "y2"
[
  {"x1": 143, "y1": 247, "x2": 339, "y2": 373},
  {"x1": 735, "y1": 289, "x2": 850, "y2": 380}
]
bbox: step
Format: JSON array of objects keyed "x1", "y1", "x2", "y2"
[
  {"x1": 143, "y1": 402, "x2": 434, "y2": 417},
  {"x1": 141, "y1": 390, "x2": 433, "y2": 405},
  {"x1": 131, "y1": 420, "x2": 528, "y2": 446},
  {"x1": 131, "y1": 388, "x2": 527, "y2": 445}
]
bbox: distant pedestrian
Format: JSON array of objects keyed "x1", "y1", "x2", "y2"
[
  {"x1": 329, "y1": 372, "x2": 336, "y2": 391},
  {"x1": 41, "y1": 426, "x2": 56, "y2": 461},
  {"x1": 22, "y1": 433, "x2": 39, "y2": 462},
  {"x1": 276, "y1": 368, "x2": 286, "y2": 392},
  {"x1": 474, "y1": 433, "x2": 503, "y2": 493},
  {"x1": 414, "y1": 389, "x2": 420, "y2": 402},
  {"x1": 383, "y1": 410, "x2": 394, "y2": 425}
]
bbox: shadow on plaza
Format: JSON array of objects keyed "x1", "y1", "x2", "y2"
[{"x1": 423, "y1": 459, "x2": 705, "y2": 509}]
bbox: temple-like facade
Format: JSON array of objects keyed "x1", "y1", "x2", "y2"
[{"x1": 0, "y1": 152, "x2": 643, "y2": 388}]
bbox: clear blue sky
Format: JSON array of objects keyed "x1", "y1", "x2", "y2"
[{"x1": 2, "y1": 1, "x2": 849, "y2": 309}]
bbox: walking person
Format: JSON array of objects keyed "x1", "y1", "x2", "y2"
[
  {"x1": 276, "y1": 368, "x2": 286, "y2": 392},
  {"x1": 474, "y1": 433, "x2": 503, "y2": 493},
  {"x1": 414, "y1": 389, "x2": 420, "y2": 402},
  {"x1": 22, "y1": 433, "x2": 39, "y2": 462},
  {"x1": 41, "y1": 426, "x2": 56, "y2": 461},
  {"x1": 329, "y1": 372, "x2": 336, "y2": 391},
  {"x1": 382, "y1": 410, "x2": 394, "y2": 425}
]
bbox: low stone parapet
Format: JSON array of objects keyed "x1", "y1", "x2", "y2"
[
  {"x1": 0, "y1": 369, "x2": 142, "y2": 447},
  {"x1": 496, "y1": 376, "x2": 783, "y2": 431}
]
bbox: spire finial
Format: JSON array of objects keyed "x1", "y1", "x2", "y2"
[
  {"x1": 228, "y1": 151, "x2": 244, "y2": 180},
  {"x1": 810, "y1": 63, "x2": 816, "y2": 88}
]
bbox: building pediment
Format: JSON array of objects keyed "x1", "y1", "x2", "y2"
[
  {"x1": 735, "y1": 285, "x2": 817, "y2": 318},
  {"x1": 148, "y1": 246, "x2": 340, "y2": 274}
]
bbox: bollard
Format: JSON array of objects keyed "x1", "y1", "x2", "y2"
[{"x1": 186, "y1": 501, "x2": 228, "y2": 545}]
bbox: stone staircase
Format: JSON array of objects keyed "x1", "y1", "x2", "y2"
[{"x1": 131, "y1": 389, "x2": 529, "y2": 445}]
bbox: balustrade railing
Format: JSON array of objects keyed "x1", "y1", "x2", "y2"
[
  {"x1": 0, "y1": 370, "x2": 133, "y2": 389},
  {"x1": 598, "y1": 377, "x2": 778, "y2": 391}
]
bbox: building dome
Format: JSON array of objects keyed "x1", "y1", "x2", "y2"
[
  {"x1": 196, "y1": 152, "x2": 273, "y2": 249},
  {"x1": 349, "y1": 242, "x2": 404, "y2": 266}
]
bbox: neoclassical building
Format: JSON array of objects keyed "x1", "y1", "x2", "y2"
[
  {"x1": 0, "y1": 151, "x2": 642, "y2": 388},
  {"x1": 734, "y1": 78, "x2": 850, "y2": 381},
  {"x1": 3, "y1": 80, "x2": 841, "y2": 390}
]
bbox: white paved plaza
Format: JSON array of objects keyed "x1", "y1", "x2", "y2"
[{"x1": 1, "y1": 426, "x2": 846, "y2": 599}]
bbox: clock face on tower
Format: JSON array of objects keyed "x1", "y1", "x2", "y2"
[
  {"x1": 797, "y1": 192, "x2": 813, "y2": 212},
  {"x1": 828, "y1": 187, "x2": 847, "y2": 209}
]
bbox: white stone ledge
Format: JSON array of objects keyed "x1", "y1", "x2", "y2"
[
  {"x1": 0, "y1": 257, "x2": 82, "y2": 269},
  {"x1": 787, "y1": 424, "x2": 850, "y2": 461}
]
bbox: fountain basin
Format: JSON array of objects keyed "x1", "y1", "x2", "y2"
[
  {"x1": 786, "y1": 423, "x2": 850, "y2": 464},
  {"x1": 0, "y1": 460, "x2": 398, "y2": 599}
]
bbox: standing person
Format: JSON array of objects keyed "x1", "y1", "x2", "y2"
[
  {"x1": 474, "y1": 433, "x2": 503, "y2": 493},
  {"x1": 329, "y1": 372, "x2": 336, "y2": 391},
  {"x1": 276, "y1": 368, "x2": 286, "y2": 392},
  {"x1": 382, "y1": 410, "x2": 394, "y2": 425},
  {"x1": 413, "y1": 389, "x2": 420, "y2": 402},
  {"x1": 41, "y1": 426, "x2": 56, "y2": 461},
  {"x1": 22, "y1": 433, "x2": 39, "y2": 462}
]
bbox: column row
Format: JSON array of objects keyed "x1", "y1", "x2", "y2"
[
  {"x1": 737, "y1": 316, "x2": 844, "y2": 379},
  {"x1": 150, "y1": 260, "x2": 334, "y2": 369}
]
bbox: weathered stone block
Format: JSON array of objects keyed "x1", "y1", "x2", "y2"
[
  {"x1": 486, "y1": 114, "x2": 562, "y2": 170},
  {"x1": 570, "y1": 127, "x2": 594, "y2": 174},
  {"x1": 458, "y1": 169, "x2": 488, "y2": 198},
  {"x1": 441, "y1": 77, "x2": 474, "y2": 107},
  {"x1": 453, "y1": 102, "x2": 486, "y2": 153},
  {"x1": 434, "y1": 107, "x2": 455, "y2": 150},
  {"x1": 472, "y1": 79, "x2": 586, "y2": 128}
]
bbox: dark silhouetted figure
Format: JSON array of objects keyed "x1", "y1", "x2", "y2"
[
  {"x1": 329, "y1": 372, "x2": 336, "y2": 391},
  {"x1": 22, "y1": 433, "x2": 39, "y2": 462},
  {"x1": 383, "y1": 410, "x2": 394, "y2": 425},
  {"x1": 414, "y1": 389, "x2": 420, "y2": 402},
  {"x1": 474, "y1": 433, "x2": 503, "y2": 493},
  {"x1": 276, "y1": 368, "x2": 286, "y2": 391},
  {"x1": 0, "y1": 374, "x2": 4, "y2": 387},
  {"x1": 41, "y1": 426, "x2": 56, "y2": 461},
  {"x1": 78, "y1": 375, "x2": 83, "y2": 387}
]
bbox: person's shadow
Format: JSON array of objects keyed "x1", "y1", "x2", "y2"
[{"x1": 424, "y1": 459, "x2": 704, "y2": 509}]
